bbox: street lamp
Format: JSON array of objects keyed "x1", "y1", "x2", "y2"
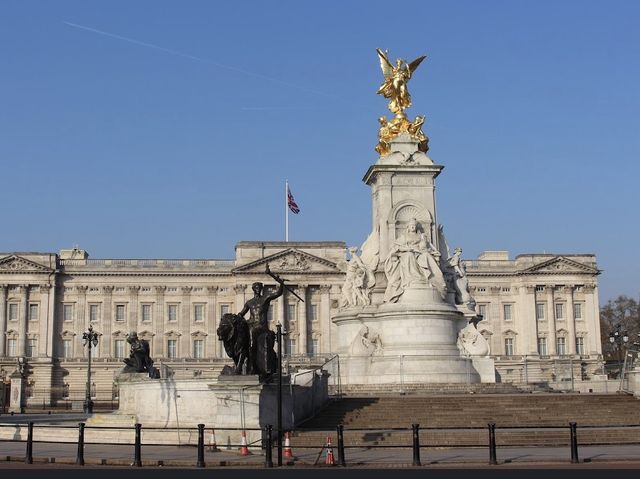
[
  {"x1": 82, "y1": 325, "x2": 99, "y2": 414},
  {"x1": 275, "y1": 323, "x2": 288, "y2": 467},
  {"x1": 608, "y1": 324, "x2": 629, "y2": 377}
]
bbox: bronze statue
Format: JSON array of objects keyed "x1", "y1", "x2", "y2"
[
  {"x1": 217, "y1": 313, "x2": 251, "y2": 375},
  {"x1": 121, "y1": 332, "x2": 160, "y2": 378},
  {"x1": 218, "y1": 264, "x2": 293, "y2": 380}
]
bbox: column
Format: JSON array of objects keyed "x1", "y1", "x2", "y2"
[
  {"x1": 102, "y1": 286, "x2": 114, "y2": 358},
  {"x1": 153, "y1": 286, "x2": 166, "y2": 358},
  {"x1": 583, "y1": 284, "x2": 599, "y2": 355},
  {"x1": 45, "y1": 280, "x2": 56, "y2": 358},
  {"x1": 234, "y1": 284, "x2": 247, "y2": 313},
  {"x1": 546, "y1": 285, "x2": 556, "y2": 355},
  {"x1": 564, "y1": 285, "x2": 576, "y2": 355},
  {"x1": 76, "y1": 286, "x2": 88, "y2": 331},
  {"x1": 19, "y1": 285, "x2": 29, "y2": 357},
  {"x1": 128, "y1": 286, "x2": 140, "y2": 332},
  {"x1": 38, "y1": 284, "x2": 52, "y2": 357},
  {"x1": 298, "y1": 285, "x2": 308, "y2": 355},
  {"x1": 277, "y1": 291, "x2": 286, "y2": 327},
  {"x1": 521, "y1": 285, "x2": 538, "y2": 355},
  {"x1": 206, "y1": 286, "x2": 218, "y2": 357},
  {"x1": 180, "y1": 286, "x2": 192, "y2": 357},
  {"x1": 319, "y1": 285, "x2": 332, "y2": 354},
  {"x1": 0, "y1": 285, "x2": 7, "y2": 357}
]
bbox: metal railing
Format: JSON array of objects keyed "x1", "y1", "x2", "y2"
[{"x1": 0, "y1": 420, "x2": 637, "y2": 468}]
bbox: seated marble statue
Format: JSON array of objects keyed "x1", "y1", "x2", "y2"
[{"x1": 383, "y1": 218, "x2": 447, "y2": 303}]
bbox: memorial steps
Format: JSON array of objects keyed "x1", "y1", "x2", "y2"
[{"x1": 293, "y1": 393, "x2": 640, "y2": 448}]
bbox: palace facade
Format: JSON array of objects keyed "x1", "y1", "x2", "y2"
[{"x1": 0, "y1": 242, "x2": 602, "y2": 407}]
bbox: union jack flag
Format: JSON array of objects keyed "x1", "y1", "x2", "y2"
[{"x1": 287, "y1": 185, "x2": 300, "y2": 214}]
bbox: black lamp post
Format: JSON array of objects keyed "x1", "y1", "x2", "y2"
[
  {"x1": 609, "y1": 324, "x2": 629, "y2": 377},
  {"x1": 82, "y1": 325, "x2": 99, "y2": 414},
  {"x1": 275, "y1": 323, "x2": 288, "y2": 467}
]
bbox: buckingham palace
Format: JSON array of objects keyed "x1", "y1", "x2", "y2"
[{"x1": 0, "y1": 241, "x2": 602, "y2": 407}]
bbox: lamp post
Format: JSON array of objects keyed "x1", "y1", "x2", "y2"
[
  {"x1": 275, "y1": 323, "x2": 288, "y2": 467},
  {"x1": 82, "y1": 325, "x2": 99, "y2": 414},
  {"x1": 608, "y1": 324, "x2": 629, "y2": 378}
]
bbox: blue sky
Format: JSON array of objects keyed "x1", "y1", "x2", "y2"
[{"x1": 1, "y1": 1, "x2": 638, "y2": 303}]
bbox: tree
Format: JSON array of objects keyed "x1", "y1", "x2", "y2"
[{"x1": 599, "y1": 295, "x2": 640, "y2": 361}]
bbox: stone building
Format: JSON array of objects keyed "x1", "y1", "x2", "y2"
[{"x1": 0, "y1": 243, "x2": 602, "y2": 407}]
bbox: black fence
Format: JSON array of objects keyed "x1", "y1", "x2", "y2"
[{"x1": 1, "y1": 420, "x2": 639, "y2": 467}]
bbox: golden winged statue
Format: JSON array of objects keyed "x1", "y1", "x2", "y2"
[
  {"x1": 376, "y1": 48, "x2": 426, "y2": 118},
  {"x1": 375, "y1": 49, "x2": 429, "y2": 156}
]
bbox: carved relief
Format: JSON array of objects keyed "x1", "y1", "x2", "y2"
[
  {"x1": 349, "y1": 325, "x2": 383, "y2": 356},
  {"x1": 277, "y1": 252, "x2": 311, "y2": 271}
]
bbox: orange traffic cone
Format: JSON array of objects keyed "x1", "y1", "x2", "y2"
[
  {"x1": 208, "y1": 428, "x2": 219, "y2": 452},
  {"x1": 284, "y1": 432, "x2": 294, "y2": 458},
  {"x1": 325, "y1": 436, "x2": 335, "y2": 465},
  {"x1": 239, "y1": 431, "x2": 252, "y2": 456}
]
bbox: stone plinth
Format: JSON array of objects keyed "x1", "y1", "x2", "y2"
[
  {"x1": 333, "y1": 285, "x2": 495, "y2": 385},
  {"x1": 82, "y1": 371, "x2": 329, "y2": 447}
]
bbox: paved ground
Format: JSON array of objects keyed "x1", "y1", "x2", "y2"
[{"x1": 1, "y1": 440, "x2": 640, "y2": 468}]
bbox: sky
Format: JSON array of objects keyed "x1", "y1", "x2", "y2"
[{"x1": 0, "y1": 1, "x2": 638, "y2": 304}]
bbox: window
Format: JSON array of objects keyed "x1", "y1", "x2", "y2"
[
  {"x1": 168, "y1": 304, "x2": 178, "y2": 322},
  {"x1": 501, "y1": 287, "x2": 511, "y2": 293},
  {"x1": 8, "y1": 303, "x2": 18, "y2": 321},
  {"x1": 576, "y1": 337, "x2": 585, "y2": 355},
  {"x1": 114, "y1": 340, "x2": 126, "y2": 358},
  {"x1": 555, "y1": 303, "x2": 564, "y2": 320},
  {"x1": 193, "y1": 304, "x2": 204, "y2": 322},
  {"x1": 267, "y1": 304, "x2": 274, "y2": 322},
  {"x1": 309, "y1": 338, "x2": 319, "y2": 355},
  {"x1": 503, "y1": 304, "x2": 512, "y2": 321},
  {"x1": 27, "y1": 339, "x2": 37, "y2": 357},
  {"x1": 115, "y1": 304, "x2": 126, "y2": 322},
  {"x1": 193, "y1": 339, "x2": 204, "y2": 358},
  {"x1": 535, "y1": 303, "x2": 545, "y2": 320},
  {"x1": 535, "y1": 286, "x2": 545, "y2": 292},
  {"x1": 286, "y1": 339, "x2": 296, "y2": 356},
  {"x1": 29, "y1": 304, "x2": 39, "y2": 321},
  {"x1": 287, "y1": 303, "x2": 296, "y2": 322},
  {"x1": 310, "y1": 304, "x2": 319, "y2": 322},
  {"x1": 220, "y1": 304, "x2": 230, "y2": 316},
  {"x1": 142, "y1": 304, "x2": 152, "y2": 322},
  {"x1": 504, "y1": 338, "x2": 514, "y2": 356},
  {"x1": 556, "y1": 337, "x2": 566, "y2": 356},
  {"x1": 478, "y1": 304, "x2": 488, "y2": 320},
  {"x1": 537, "y1": 337, "x2": 547, "y2": 355},
  {"x1": 7, "y1": 339, "x2": 17, "y2": 357},
  {"x1": 89, "y1": 304, "x2": 99, "y2": 322},
  {"x1": 63, "y1": 304, "x2": 74, "y2": 322},
  {"x1": 63, "y1": 339, "x2": 73, "y2": 359},
  {"x1": 477, "y1": 287, "x2": 486, "y2": 293},
  {"x1": 573, "y1": 303, "x2": 583, "y2": 320},
  {"x1": 167, "y1": 339, "x2": 177, "y2": 358}
]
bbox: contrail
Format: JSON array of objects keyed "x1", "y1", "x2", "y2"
[{"x1": 63, "y1": 21, "x2": 338, "y2": 99}]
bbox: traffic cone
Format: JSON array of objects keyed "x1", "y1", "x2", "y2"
[
  {"x1": 239, "y1": 431, "x2": 252, "y2": 456},
  {"x1": 208, "y1": 428, "x2": 219, "y2": 452},
  {"x1": 325, "y1": 436, "x2": 335, "y2": 465},
  {"x1": 284, "y1": 431, "x2": 294, "y2": 458}
]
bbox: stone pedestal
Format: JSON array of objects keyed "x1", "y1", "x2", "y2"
[
  {"x1": 9, "y1": 371, "x2": 24, "y2": 414},
  {"x1": 86, "y1": 371, "x2": 329, "y2": 446}
]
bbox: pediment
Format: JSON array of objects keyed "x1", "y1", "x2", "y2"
[
  {"x1": 233, "y1": 248, "x2": 340, "y2": 274},
  {"x1": 0, "y1": 255, "x2": 54, "y2": 274},
  {"x1": 522, "y1": 257, "x2": 599, "y2": 275}
]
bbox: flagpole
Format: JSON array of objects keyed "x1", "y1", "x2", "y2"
[{"x1": 285, "y1": 179, "x2": 289, "y2": 242}]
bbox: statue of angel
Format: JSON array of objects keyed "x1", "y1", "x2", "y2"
[
  {"x1": 339, "y1": 232, "x2": 379, "y2": 308},
  {"x1": 376, "y1": 49, "x2": 427, "y2": 117}
]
